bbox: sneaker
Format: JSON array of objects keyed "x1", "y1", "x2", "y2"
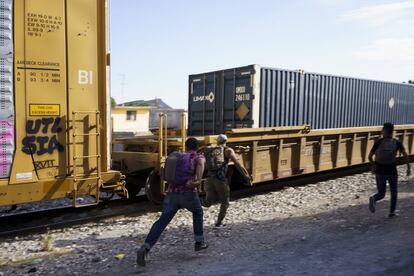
[
  {"x1": 195, "y1": 241, "x2": 208, "y2": 252},
  {"x1": 214, "y1": 222, "x2": 226, "y2": 228},
  {"x1": 136, "y1": 246, "x2": 148, "y2": 267},
  {"x1": 388, "y1": 212, "x2": 399, "y2": 218},
  {"x1": 369, "y1": 196, "x2": 376, "y2": 213}
]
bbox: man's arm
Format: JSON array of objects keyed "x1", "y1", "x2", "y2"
[
  {"x1": 368, "y1": 151, "x2": 375, "y2": 164},
  {"x1": 369, "y1": 140, "x2": 379, "y2": 173},
  {"x1": 399, "y1": 142, "x2": 411, "y2": 176},
  {"x1": 186, "y1": 158, "x2": 205, "y2": 189},
  {"x1": 226, "y1": 148, "x2": 251, "y2": 183},
  {"x1": 195, "y1": 158, "x2": 205, "y2": 182}
]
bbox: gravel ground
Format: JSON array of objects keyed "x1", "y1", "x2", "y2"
[
  {"x1": 0, "y1": 164, "x2": 413, "y2": 276},
  {"x1": 0, "y1": 193, "x2": 122, "y2": 217}
]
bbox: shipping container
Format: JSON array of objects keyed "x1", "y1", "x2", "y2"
[
  {"x1": 188, "y1": 65, "x2": 414, "y2": 136},
  {"x1": 0, "y1": 0, "x2": 125, "y2": 208},
  {"x1": 149, "y1": 108, "x2": 186, "y2": 130}
]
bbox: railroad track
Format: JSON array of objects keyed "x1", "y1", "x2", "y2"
[
  {"x1": 0, "y1": 164, "x2": 371, "y2": 239},
  {"x1": 230, "y1": 164, "x2": 371, "y2": 200},
  {"x1": 0, "y1": 196, "x2": 158, "y2": 239}
]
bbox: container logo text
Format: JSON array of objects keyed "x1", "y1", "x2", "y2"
[{"x1": 193, "y1": 92, "x2": 215, "y2": 103}]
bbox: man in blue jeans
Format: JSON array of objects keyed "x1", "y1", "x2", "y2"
[
  {"x1": 368, "y1": 123, "x2": 411, "y2": 217},
  {"x1": 136, "y1": 137, "x2": 208, "y2": 266}
]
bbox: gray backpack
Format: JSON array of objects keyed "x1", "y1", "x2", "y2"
[
  {"x1": 375, "y1": 138, "x2": 397, "y2": 164},
  {"x1": 204, "y1": 146, "x2": 226, "y2": 171}
]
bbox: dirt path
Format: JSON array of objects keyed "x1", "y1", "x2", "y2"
[{"x1": 106, "y1": 177, "x2": 414, "y2": 276}]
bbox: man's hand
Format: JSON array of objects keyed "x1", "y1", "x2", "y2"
[
  {"x1": 243, "y1": 174, "x2": 253, "y2": 185},
  {"x1": 371, "y1": 164, "x2": 376, "y2": 174},
  {"x1": 238, "y1": 167, "x2": 252, "y2": 183},
  {"x1": 185, "y1": 180, "x2": 201, "y2": 189}
]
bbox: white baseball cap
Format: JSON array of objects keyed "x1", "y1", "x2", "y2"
[{"x1": 217, "y1": 134, "x2": 228, "y2": 144}]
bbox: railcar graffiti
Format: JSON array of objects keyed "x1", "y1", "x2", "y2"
[{"x1": 22, "y1": 117, "x2": 64, "y2": 155}]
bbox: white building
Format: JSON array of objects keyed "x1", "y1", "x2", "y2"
[{"x1": 111, "y1": 106, "x2": 151, "y2": 136}]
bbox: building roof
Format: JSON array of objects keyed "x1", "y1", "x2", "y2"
[
  {"x1": 112, "y1": 106, "x2": 151, "y2": 111},
  {"x1": 120, "y1": 98, "x2": 172, "y2": 109}
]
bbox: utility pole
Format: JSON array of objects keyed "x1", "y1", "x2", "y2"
[{"x1": 120, "y1": 73, "x2": 126, "y2": 104}]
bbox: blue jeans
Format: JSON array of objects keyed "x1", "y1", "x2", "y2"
[
  {"x1": 374, "y1": 174, "x2": 398, "y2": 213},
  {"x1": 143, "y1": 192, "x2": 204, "y2": 250}
]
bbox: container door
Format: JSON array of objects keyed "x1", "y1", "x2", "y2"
[
  {"x1": 66, "y1": 0, "x2": 105, "y2": 177},
  {"x1": 12, "y1": 0, "x2": 68, "y2": 182},
  {"x1": 222, "y1": 66, "x2": 256, "y2": 133},
  {"x1": 188, "y1": 65, "x2": 257, "y2": 136},
  {"x1": 188, "y1": 73, "x2": 217, "y2": 136}
]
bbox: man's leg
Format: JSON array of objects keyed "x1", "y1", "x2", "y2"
[
  {"x1": 203, "y1": 177, "x2": 218, "y2": 207},
  {"x1": 215, "y1": 179, "x2": 230, "y2": 225},
  {"x1": 182, "y1": 192, "x2": 208, "y2": 251},
  {"x1": 374, "y1": 174, "x2": 387, "y2": 201},
  {"x1": 143, "y1": 193, "x2": 179, "y2": 249},
  {"x1": 182, "y1": 193, "x2": 204, "y2": 242},
  {"x1": 370, "y1": 174, "x2": 386, "y2": 213},
  {"x1": 137, "y1": 194, "x2": 179, "y2": 266},
  {"x1": 388, "y1": 174, "x2": 398, "y2": 215}
]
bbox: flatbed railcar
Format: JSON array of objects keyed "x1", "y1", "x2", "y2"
[{"x1": 112, "y1": 113, "x2": 414, "y2": 204}]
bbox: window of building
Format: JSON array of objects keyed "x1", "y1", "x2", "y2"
[{"x1": 126, "y1": 111, "x2": 137, "y2": 121}]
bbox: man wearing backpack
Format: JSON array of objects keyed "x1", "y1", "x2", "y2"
[
  {"x1": 368, "y1": 123, "x2": 411, "y2": 217},
  {"x1": 203, "y1": 134, "x2": 251, "y2": 227},
  {"x1": 136, "y1": 137, "x2": 208, "y2": 267}
]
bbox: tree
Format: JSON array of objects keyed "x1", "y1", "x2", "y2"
[
  {"x1": 409, "y1": 80, "x2": 414, "y2": 84},
  {"x1": 111, "y1": 97, "x2": 117, "y2": 107}
]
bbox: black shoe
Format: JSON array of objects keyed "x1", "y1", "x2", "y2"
[
  {"x1": 369, "y1": 196, "x2": 376, "y2": 213},
  {"x1": 136, "y1": 246, "x2": 148, "y2": 267},
  {"x1": 195, "y1": 241, "x2": 208, "y2": 252},
  {"x1": 388, "y1": 212, "x2": 399, "y2": 218},
  {"x1": 214, "y1": 222, "x2": 226, "y2": 228}
]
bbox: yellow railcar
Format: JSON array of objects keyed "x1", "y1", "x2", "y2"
[{"x1": 0, "y1": 0, "x2": 125, "y2": 208}]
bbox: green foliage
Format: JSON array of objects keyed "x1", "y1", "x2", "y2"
[
  {"x1": 124, "y1": 102, "x2": 149, "y2": 107},
  {"x1": 111, "y1": 97, "x2": 117, "y2": 107},
  {"x1": 409, "y1": 80, "x2": 414, "y2": 84}
]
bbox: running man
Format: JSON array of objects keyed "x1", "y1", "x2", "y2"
[
  {"x1": 368, "y1": 123, "x2": 411, "y2": 217},
  {"x1": 136, "y1": 137, "x2": 208, "y2": 267}
]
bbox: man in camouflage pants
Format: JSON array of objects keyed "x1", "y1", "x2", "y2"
[{"x1": 203, "y1": 134, "x2": 251, "y2": 227}]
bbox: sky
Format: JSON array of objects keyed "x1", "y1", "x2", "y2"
[{"x1": 110, "y1": 0, "x2": 414, "y2": 109}]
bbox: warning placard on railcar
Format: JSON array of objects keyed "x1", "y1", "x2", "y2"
[{"x1": 29, "y1": 104, "x2": 60, "y2": 116}]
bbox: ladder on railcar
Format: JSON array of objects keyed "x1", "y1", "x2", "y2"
[{"x1": 71, "y1": 110, "x2": 102, "y2": 208}]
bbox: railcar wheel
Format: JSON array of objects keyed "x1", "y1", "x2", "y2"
[
  {"x1": 125, "y1": 176, "x2": 143, "y2": 199},
  {"x1": 145, "y1": 170, "x2": 164, "y2": 204},
  {"x1": 99, "y1": 191, "x2": 115, "y2": 202}
]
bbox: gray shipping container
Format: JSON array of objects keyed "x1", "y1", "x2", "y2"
[
  {"x1": 188, "y1": 64, "x2": 414, "y2": 136},
  {"x1": 149, "y1": 108, "x2": 186, "y2": 130}
]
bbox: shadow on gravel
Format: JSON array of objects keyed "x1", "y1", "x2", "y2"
[
  {"x1": 7, "y1": 186, "x2": 414, "y2": 276},
  {"x1": 65, "y1": 192, "x2": 414, "y2": 275}
]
